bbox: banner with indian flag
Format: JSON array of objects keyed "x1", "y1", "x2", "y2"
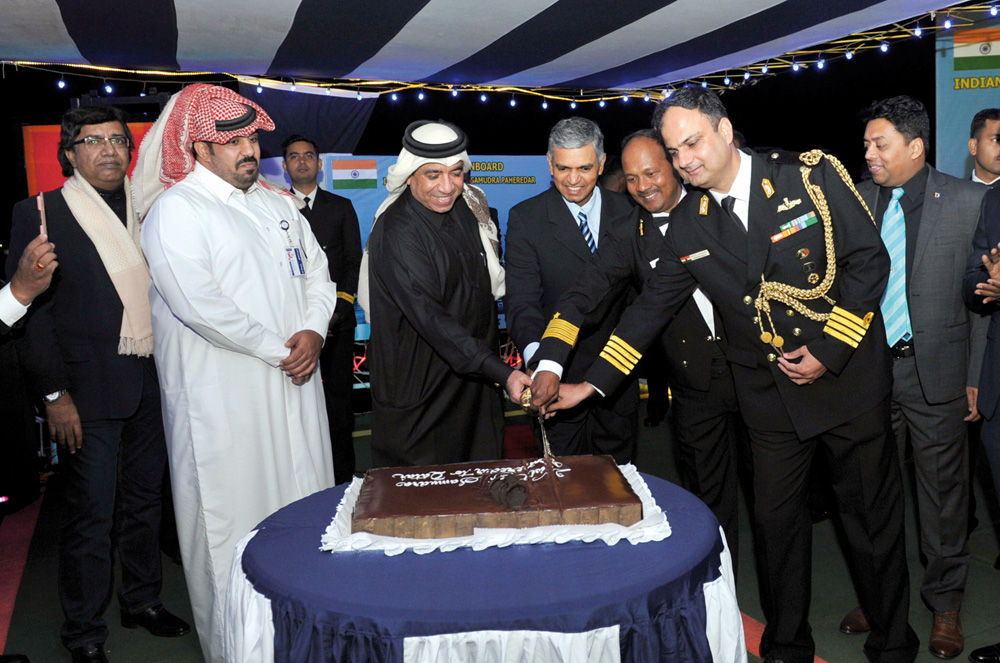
[
  {"x1": 331, "y1": 159, "x2": 378, "y2": 189},
  {"x1": 953, "y1": 27, "x2": 1000, "y2": 71}
]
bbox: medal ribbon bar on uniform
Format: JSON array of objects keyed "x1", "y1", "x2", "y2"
[{"x1": 771, "y1": 211, "x2": 818, "y2": 243}]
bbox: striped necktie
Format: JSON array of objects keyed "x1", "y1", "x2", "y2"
[
  {"x1": 578, "y1": 211, "x2": 596, "y2": 253},
  {"x1": 879, "y1": 187, "x2": 912, "y2": 346}
]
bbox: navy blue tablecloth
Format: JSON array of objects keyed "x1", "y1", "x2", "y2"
[{"x1": 241, "y1": 473, "x2": 725, "y2": 663}]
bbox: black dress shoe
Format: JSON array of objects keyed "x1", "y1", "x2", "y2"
[
  {"x1": 970, "y1": 641, "x2": 1000, "y2": 663},
  {"x1": 121, "y1": 604, "x2": 191, "y2": 637},
  {"x1": 0, "y1": 654, "x2": 30, "y2": 663},
  {"x1": 70, "y1": 643, "x2": 108, "y2": 663}
]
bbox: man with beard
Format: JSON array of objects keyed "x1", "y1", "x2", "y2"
[
  {"x1": 8, "y1": 106, "x2": 189, "y2": 663},
  {"x1": 366, "y1": 120, "x2": 530, "y2": 467},
  {"x1": 282, "y1": 134, "x2": 362, "y2": 484},
  {"x1": 137, "y1": 85, "x2": 337, "y2": 663}
]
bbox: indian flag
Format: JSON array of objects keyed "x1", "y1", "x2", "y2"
[
  {"x1": 331, "y1": 159, "x2": 378, "y2": 189},
  {"x1": 954, "y1": 28, "x2": 1000, "y2": 71}
]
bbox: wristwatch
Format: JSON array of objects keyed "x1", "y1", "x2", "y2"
[{"x1": 43, "y1": 390, "x2": 67, "y2": 403}]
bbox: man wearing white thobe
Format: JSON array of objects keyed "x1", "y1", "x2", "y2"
[{"x1": 137, "y1": 85, "x2": 337, "y2": 663}]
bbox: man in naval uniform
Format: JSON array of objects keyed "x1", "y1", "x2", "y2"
[{"x1": 530, "y1": 87, "x2": 918, "y2": 663}]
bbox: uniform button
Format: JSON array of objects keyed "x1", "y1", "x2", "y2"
[
  {"x1": 752, "y1": 316, "x2": 759, "y2": 324},
  {"x1": 786, "y1": 309, "x2": 795, "y2": 317},
  {"x1": 706, "y1": 335, "x2": 713, "y2": 342},
  {"x1": 682, "y1": 360, "x2": 688, "y2": 367},
  {"x1": 681, "y1": 339, "x2": 686, "y2": 344},
  {"x1": 743, "y1": 296, "x2": 753, "y2": 305},
  {"x1": 793, "y1": 328, "x2": 802, "y2": 336},
  {"x1": 767, "y1": 353, "x2": 777, "y2": 362}
]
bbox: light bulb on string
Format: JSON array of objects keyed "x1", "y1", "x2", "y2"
[
  {"x1": 57, "y1": 78, "x2": 66, "y2": 89},
  {"x1": 944, "y1": 16, "x2": 952, "y2": 29},
  {"x1": 598, "y1": 99, "x2": 605, "y2": 108},
  {"x1": 356, "y1": 90, "x2": 362, "y2": 101},
  {"x1": 451, "y1": 88, "x2": 458, "y2": 97},
  {"x1": 570, "y1": 101, "x2": 577, "y2": 109},
  {"x1": 290, "y1": 82, "x2": 296, "y2": 91},
  {"x1": 791, "y1": 60, "x2": 799, "y2": 72},
  {"x1": 643, "y1": 93, "x2": 651, "y2": 102},
  {"x1": 723, "y1": 74, "x2": 731, "y2": 86},
  {"x1": 391, "y1": 92, "x2": 398, "y2": 101},
  {"x1": 761, "y1": 62, "x2": 769, "y2": 74},
  {"x1": 817, "y1": 58, "x2": 825, "y2": 69},
  {"x1": 104, "y1": 81, "x2": 113, "y2": 94},
  {"x1": 743, "y1": 70, "x2": 750, "y2": 80},
  {"x1": 845, "y1": 50, "x2": 854, "y2": 60},
  {"x1": 256, "y1": 84, "x2": 263, "y2": 94},
  {"x1": 914, "y1": 24, "x2": 922, "y2": 37},
  {"x1": 509, "y1": 96, "x2": 516, "y2": 107},
  {"x1": 541, "y1": 100, "x2": 548, "y2": 110},
  {"x1": 992, "y1": 5, "x2": 998, "y2": 17},
  {"x1": 880, "y1": 41, "x2": 888, "y2": 52},
  {"x1": 417, "y1": 91, "x2": 425, "y2": 100},
  {"x1": 621, "y1": 95, "x2": 629, "y2": 103},
  {"x1": 325, "y1": 88, "x2": 331, "y2": 96},
  {"x1": 664, "y1": 89, "x2": 672, "y2": 98},
  {"x1": 480, "y1": 93, "x2": 487, "y2": 102}
]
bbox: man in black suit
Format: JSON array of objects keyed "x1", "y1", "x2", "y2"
[
  {"x1": 6, "y1": 106, "x2": 189, "y2": 663},
  {"x1": 969, "y1": 108, "x2": 1000, "y2": 186},
  {"x1": 504, "y1": 117, "x2": 639, "y2": 463},
  {"x1": 964, "y1": 185, "x2": 1000, "y2": 663},
  {"x1": 621, "y1": 129, "x2": 747, "y2": 570},
  {"x1": 531, "y1": 88, "x2": 917, "y2": 663},
  {"x1": 282, "y1": 134, "x2": 362, "y2": 484}
]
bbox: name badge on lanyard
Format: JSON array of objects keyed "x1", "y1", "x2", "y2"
[{"x1": 280, "y1": 220, "x2": 307, "y2": 277}]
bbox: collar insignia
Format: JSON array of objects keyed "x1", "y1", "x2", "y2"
[
  {"x1": 777, "y1": 197, "x2": 801, "y2": 212},
  {"x1": 699, "y1": 195, "x2": 709, "y2": 215},
  {"x1": 762, "y1": 178, "x2": 775, "y2": 198}
]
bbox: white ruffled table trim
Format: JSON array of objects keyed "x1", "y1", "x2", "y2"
[{"x1": 319, "y1": 463, "x2": 671, "y2": 556}]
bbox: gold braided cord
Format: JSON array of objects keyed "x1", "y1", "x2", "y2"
[{"x1": 754, "y1": 150, "x2": 850, "y2": 351}]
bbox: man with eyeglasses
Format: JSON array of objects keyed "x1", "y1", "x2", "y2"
[
  {"x1": 282, "y1": 134, "x2": 362, "y2": 484},
  {"x1": 6, "y1": 106, "x2": 190, "y2": 663}
]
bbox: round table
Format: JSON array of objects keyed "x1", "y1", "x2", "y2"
[{"x1": 226, "y1": 473, "x2": 745, "y2": 663}]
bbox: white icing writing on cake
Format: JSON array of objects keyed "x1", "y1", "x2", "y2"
[{"x1": 391, "y1": 458, "x2": 570, "y2": 487}]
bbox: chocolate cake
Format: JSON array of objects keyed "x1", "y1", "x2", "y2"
[{"x1": 352, "y1": 455, "x2": 642, "y2": 539}]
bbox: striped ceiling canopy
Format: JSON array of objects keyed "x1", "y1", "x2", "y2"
[{"x1": 0, "y1": 0, "x2": 973, "y2": 95}]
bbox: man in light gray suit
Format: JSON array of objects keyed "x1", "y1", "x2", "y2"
[{"x1": 837, "y1": 95, "x2": 987, "y2": 660}]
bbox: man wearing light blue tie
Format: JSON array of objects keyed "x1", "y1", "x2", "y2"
[{"x1": 842, "y1": 95, "x2": 988, "y2": 660}]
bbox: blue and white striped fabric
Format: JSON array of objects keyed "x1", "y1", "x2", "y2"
[
  {"x1": 880, "y1": 187, "x2": 913, "y2": 347},
  {"x1": 0, "y1": 0, "x2": 965, "y2": 89},
  {"x1": 578, "y1": 211, "x2": 597, "y2": 253}
]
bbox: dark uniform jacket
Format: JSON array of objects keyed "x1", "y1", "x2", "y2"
[
  {"x1": 301, "y1": 187, "x2": 362, "y2": 326},
  {"x1": 537, "y1": 150, "x2": 892, "y2": 439}
]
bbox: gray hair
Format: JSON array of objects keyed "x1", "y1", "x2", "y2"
[{"x1": 547, "y1": 117, "x2": 605, "y2": 162}]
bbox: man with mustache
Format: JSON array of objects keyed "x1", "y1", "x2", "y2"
[
  {"x1": 969, "y1": 108, "x2": 1000, "y2": 186},
  {"x1": 282, "y1": 134, "x2": 362, "y2": 484},
  {"x1": 7, "y1": 106, "x2": 190, "y2": 663},
  {"x1": 138, "y1": 85, "x2": 337, "y2": 663}
]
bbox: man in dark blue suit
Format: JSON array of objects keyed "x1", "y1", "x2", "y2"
[
  {"x1": 504, "y1": 117, "x2": 639, "y2": 463},
  {"x1": 282, "y1": 134, "x2": 362, "y2": 484},
  {"x1": 6, "y1": 106, "x2": 189, "y2": 663}
]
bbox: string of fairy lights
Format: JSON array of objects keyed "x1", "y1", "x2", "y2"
[{"x1": 2, "y1": 2, "x2": 998, "y2": 108}]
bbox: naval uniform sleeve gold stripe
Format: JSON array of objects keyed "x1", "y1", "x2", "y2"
[
  {"x1": 829, "y1": 306, "x2": 867, "y2": 333},
  {"x1": 823, "y1": 325, "x2": 861, "y2": 348},
  {"x1": 337, "y1": 291, "x2": 356, "y2": 303},
  {"x1": 825, "y1": 318, "x2": 864, "y2": 344},
  {"x1": 602, "y1": 345, "x2": 638, "y2": 370},
  {"x1": 606, "y1": 335, "x2": 642, "y2": 362},
  {"x1": 599, "y1": 349, "x2": 633, "y2": 374},
  {"x1": 541, "y1": 318, "x2": 580, "y2": 346}
]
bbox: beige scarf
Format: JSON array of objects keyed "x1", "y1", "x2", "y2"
[{"x1": 62, "y1": 173, "x2": 154, "y2": 356}]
